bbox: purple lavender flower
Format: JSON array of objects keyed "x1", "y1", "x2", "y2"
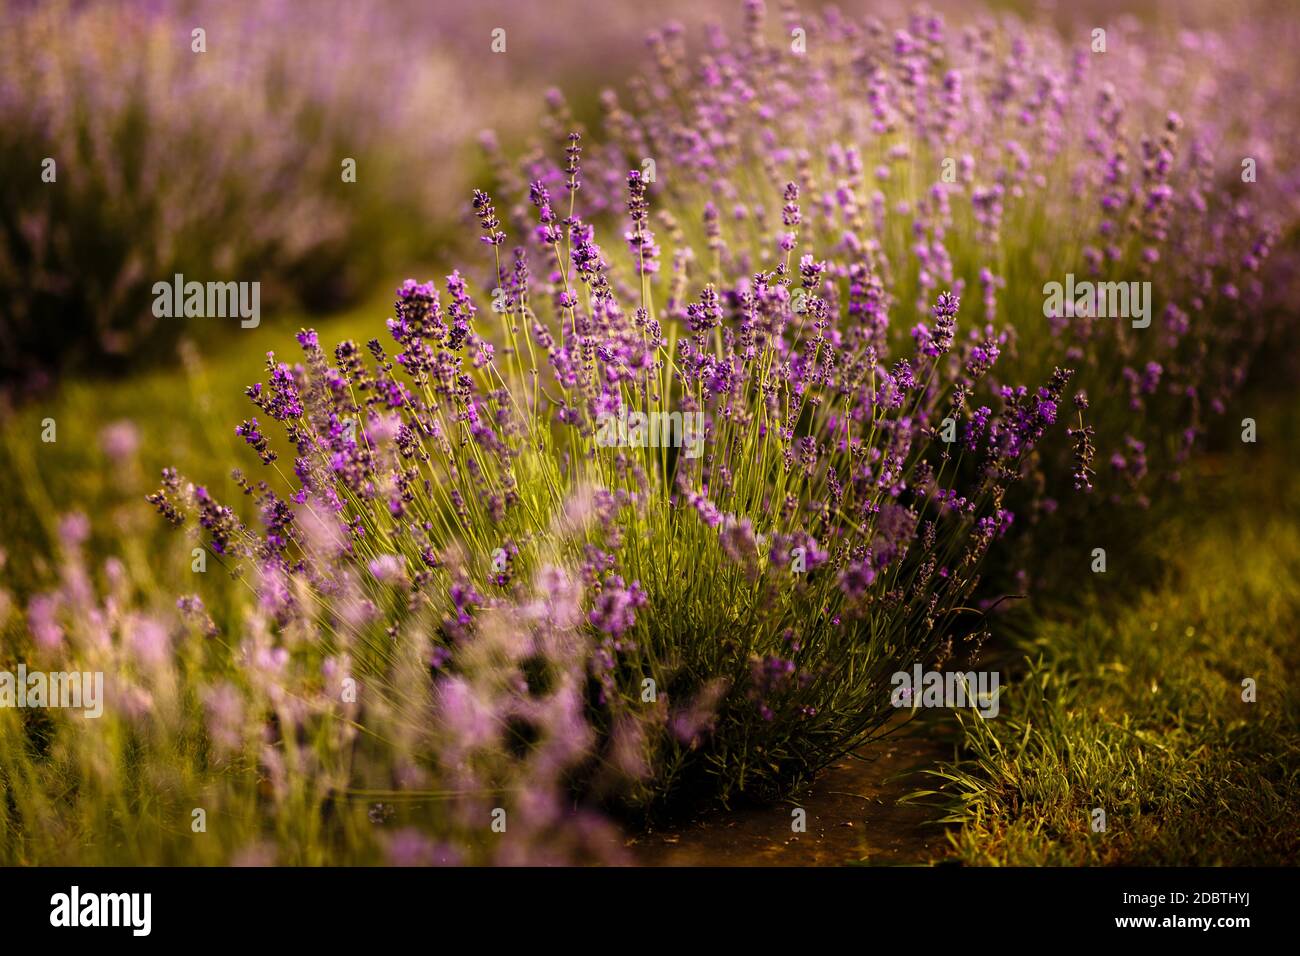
[
  {"x1": 928, "y1": 292, "x2": 959, "y2": 356},
  {"x1": 588, "y1": 577, "x2": 648, "y2": 638},
  {"x1": 99, "y1": 420, "x2": 140, "y2": 464},
  {"x1": 838, "y1": 560, "x2": 877, "y2": 600}
]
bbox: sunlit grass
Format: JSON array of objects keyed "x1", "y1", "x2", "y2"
[{"x1": 918, "y1": 404, "x2": 1300, "y2": 864}]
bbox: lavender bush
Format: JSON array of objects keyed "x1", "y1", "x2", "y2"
[
  {"x1": 521, "y1": 2, "x2": 1285, "y2": 513},
  {"x1": 0, "y1": 1, "x2": 423, "y2": 391},
  {"x1": 149, "y1": 133, "x2": 1079, "y2": 809}
]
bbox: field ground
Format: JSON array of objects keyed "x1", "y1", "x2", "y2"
[{"x1": 632, "y1": 714, "x2": 951, "y2": 865}]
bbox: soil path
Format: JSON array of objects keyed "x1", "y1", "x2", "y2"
[{"x1": 628, "y1": 714, "x2": 956, "y2": 866}]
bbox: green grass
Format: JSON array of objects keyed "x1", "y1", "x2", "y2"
[{"x1": 919, "y1": 402, "x2": 1300, "y2": 864}]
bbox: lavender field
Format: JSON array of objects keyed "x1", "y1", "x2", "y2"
[{"x1": 1, "y1": 0, "x2": 1298, "y2": 879}]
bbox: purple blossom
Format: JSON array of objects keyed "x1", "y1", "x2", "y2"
[{"x1": 588, "y1": 576, "x2": 648, "y2": 637}]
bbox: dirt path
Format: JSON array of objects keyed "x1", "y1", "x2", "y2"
[{"x1": 628, "y1": 714, "x2": 956, "y2": 866}]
